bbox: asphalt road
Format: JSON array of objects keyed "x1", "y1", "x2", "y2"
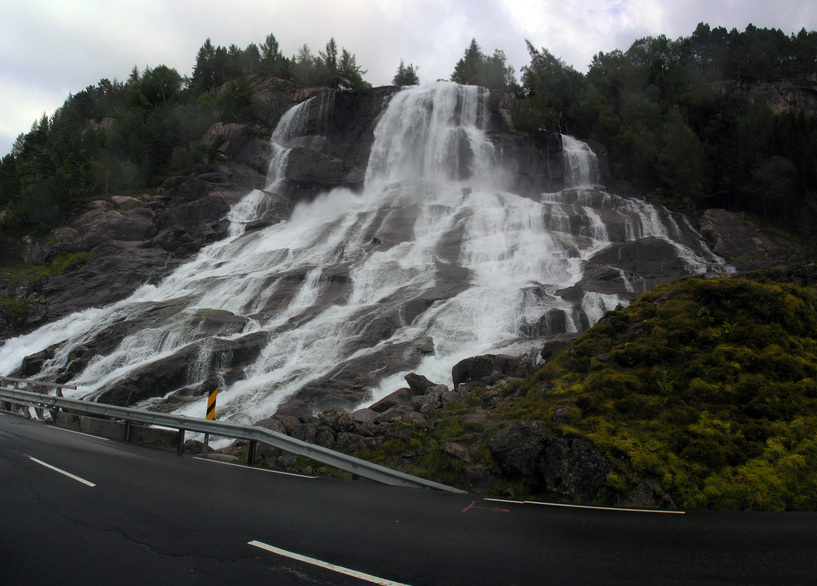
[{"x1": 2, "y1": 411, "x2": 816, "y2": 585}]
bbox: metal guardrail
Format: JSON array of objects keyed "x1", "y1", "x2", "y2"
[
  {"x1": 0, "y1": 384, "x2": 464, "y2": 493},
  {"x1": 0, "y1": 375, "x2": 77, "y2": 394}
]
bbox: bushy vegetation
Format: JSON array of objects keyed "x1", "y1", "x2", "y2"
[
  {"x1": 0, "y1": 33, "x2": 371, "y2": 242},
  {"x1": 505, "y1": 277, "x2": 817, "y2": 509},
  {"x1": 3, "y1": 23, "x2": 816, "y2": 253},
  {"x1": 511, "y1": 24, "x2": 817, "y2": 250}
]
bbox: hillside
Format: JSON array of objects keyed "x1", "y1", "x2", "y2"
[
  {"x1": 1, "y1": 25, "x2": 817, "y2": 510},
  {"x1": 334, "y1": 274, "x2": 816, "y2": 510}
]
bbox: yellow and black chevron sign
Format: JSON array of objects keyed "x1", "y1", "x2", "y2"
[{"x1": 206, "y1": 388, "x2": 218, "y2": 420}]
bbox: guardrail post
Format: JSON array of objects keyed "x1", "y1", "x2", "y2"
[
  {"x1": 125, "y1": 419, "x2": 132, "y2": 443},
  {"x1": 177, "y1": 429, "x2": 185, "y2": 453},
  {"x1": 203, "y1": 432, "x2": 210, "y2": 459},
  {"x1": 248, "y1": 440, "x2": 257, "y2": 467}
]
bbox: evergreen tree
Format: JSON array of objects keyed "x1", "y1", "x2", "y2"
[
  {"x1": 192, "y1": 39, "x2": 216, "y2": 92},
  {"x1": 656, "y1": 106, "x2": 707, "y2": 200},
  {"x1": 451, "y1": 39, "x2": 515, "y2": 90},
  {"x1": 393, "y1": 60, "x2": 420, "y2": 86},
  {"x1": 320, "y1": 38, "x2": 338, "y2": 71},
  {"x1": 337, "y1": 48, "x2": 369, "y2": 90}
]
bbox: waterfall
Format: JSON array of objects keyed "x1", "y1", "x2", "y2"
[
  {"x1": 562, "y1": 134, "x2": 599, "y2": 188},
  {"x1": 0, "y1": 82, "x2": 727, "y2": 425}
]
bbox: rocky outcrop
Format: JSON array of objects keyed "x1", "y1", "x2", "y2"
[
  {"x1": 487, "y1": 421, "x2": 613, "y2": 501},
  {"x1": 93, "y1": 329, "x2": 268, "y2": 406},
  {"x1": 490, "y1": 131, "x2": 566, "y2": 196},
  {"x1": 232, "y1": 368, "x2": 640, "y2": 505},
  {"x1": 0, "y1": 277, "x2": 49, "y2": 332},
  {"x1": 247, "y1": 371, "x2": 491, "y2": 487},
  {"x1": 582, "y1": 237, "x2": 690, "y2": 295},
  {"x1": 275, "y1": 332, "x2": 437, "y2": 416},
  {"x1": 451, "y1": 354, "x2": 536, "y2": 388},
  {"x1": 699, "y1": 208, "x2": 794, "y2": 271},
  {"x1": 1, "y1": 123, "x2": 273, "y2": 339},
  {"x1": 714, "y1": 78, "x2": 817, "y2": 115},
  {"x1": 273, "y1": 87, "x2": 397, "y2": 204},
  {"x1": 1, "y1": 81, "x2": 582, "y2": 344},
  {"x1": 41, "y1": 244, "x2": 180, "y2": 322}
]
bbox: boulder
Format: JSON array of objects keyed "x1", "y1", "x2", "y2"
[
  {"x1": 452, "y1": 354, "x2": 535, "y2": 388},
  {"x1": 20, "y1": 236, "x2": 55, "y2": 265},
  {"x1": 404, "y1": 372, "x2": 438, "y2": 394},
  {"x1": 318, "y1": 407, "x2": 357, "y2": 433},
  {"x1": 352, "y1": 408, "x2": 379, "y2": 424},
  {"x1": 488, "y1": 421, "x2": 612, "y2": 501},
  {"x1": 488, "y1": 421, "x2": 553, "y2": 480},
  {"x1": 336, "y1": 432, "x2": 367, "y2": 452},
  {"x1": 369, "y1": 388, "x2": 414, "y2": 413},
  {"x1": 539, "y1": 438, "x2": 612, "y2": 499},
  {"x1": 442, "y1": 442, "x2": 472, "y2": 463}
]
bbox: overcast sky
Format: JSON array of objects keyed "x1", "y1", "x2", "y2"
[{"x1": 2, "y1": 0, "x2": 816, "y2": 157}]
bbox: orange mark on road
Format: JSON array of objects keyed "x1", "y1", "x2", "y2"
[{"x1": 462, "y1": 500, "x2": 510, "y2": 513}]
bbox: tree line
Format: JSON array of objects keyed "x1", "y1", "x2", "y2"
[
  {"x1": 0, "y1": 33, "x2": 378, "y2": 256},
  {"x1": 2, "y1": 24, "x2": 816, "y2": 263},
  {"x1": 510, "y1": 24, "x2": 817, "y2": 253}
]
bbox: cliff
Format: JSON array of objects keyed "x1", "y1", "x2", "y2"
[{"x1": 1, "y1": 81, "x2": 568, "y2": 341}]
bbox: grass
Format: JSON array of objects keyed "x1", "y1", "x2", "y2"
[
  {"x1": 507, "y1": 276, "x2": 817, "y2": 509},
  {"x1": 1, "y1": 247, "x2": 100, "y2": 331},
  {"x1": 1, "y1": 247, "x2": 100, "y2": 286}
]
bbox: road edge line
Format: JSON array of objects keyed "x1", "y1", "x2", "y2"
[{"x1": 484, "y1": 497, "x2": 685, "y2": 514}]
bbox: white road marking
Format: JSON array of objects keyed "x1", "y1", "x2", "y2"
[
  {"x1": 485, "y1": 497, "x2": 685, "y2": 514},
  {"x1": 50, "y1": 426, "x2": 110, "y2": 441},
  {"x1": 27, "y1": 456, "x2": 96, "y2": 487},
  {"x1": 248, "y1": 540, "x2": 411, "y2": 585},
  {"x1": 194, "y1": 457, "x2": 317, "y2": 478}
]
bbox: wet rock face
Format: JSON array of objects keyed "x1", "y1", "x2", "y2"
[
  {"x1": 9, "y1": 81, "x2": 727, "y2": 425},
  {"x1": 451, "y1": 354, "x2": 536, "y2": 388},
  {"x1": 41, "y1": 244, "x2": 181, "y2": 322},
  {"x1": 92, "y1": 330, "x2": 268, "y2": 406},
  {"x1": 699, "y1": 208, "x2": 794, "y2": 271}
]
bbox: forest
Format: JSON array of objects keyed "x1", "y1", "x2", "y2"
[{"x1": 1, "y1": 23, "x2": 816, "y2": 262}]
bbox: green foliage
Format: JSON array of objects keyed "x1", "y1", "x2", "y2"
[
  {"x1": 451, "y1": 39, "x2": 516, "y2": 91},
  {"x1": 0, "y1": 297, "x2": 33, "y2": 329},
  {"x1": 0, "y1": 31, "x2": 376, "y2": 241},
  {"x1": 505, "y1": 276, "x2": 817, "y2": 510},
  {"x1": 511, "y1": 23, "x2": 817, "y2": 245},
  {"x1": 517, "y1": 41, "x2": 586, "y2": 134},
  {"x1": 393, "y1": 60, "x2": 420, "y2": 86}
]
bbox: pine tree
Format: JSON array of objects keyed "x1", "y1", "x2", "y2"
[{"x1": 393, "y1": 60, "x2": 420, "y2": 86}]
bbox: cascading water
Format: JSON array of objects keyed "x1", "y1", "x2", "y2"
[
  {"x1": 561, "y1": 134, "x2": 599, "y2": 188},
  {"x1": 0, "y1": 82, "x2": 727, "y2": 424}
]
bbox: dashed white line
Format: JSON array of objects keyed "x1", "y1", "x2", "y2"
[
  {"x1": 248, "y1": 540, "x2": 411, "y2": 585},
  {"x1": 28, "y1": 456, "x2": 96, "y2": 487}
]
